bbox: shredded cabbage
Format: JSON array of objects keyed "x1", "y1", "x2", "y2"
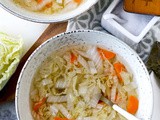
[
  {"x1": 0, "y1": 32, "x2": 23, "y2": 90},
  {"x1": 30, "y1": 45, "x2": 138, "y2": 120}
]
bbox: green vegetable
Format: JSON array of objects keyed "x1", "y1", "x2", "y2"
[
  {"x1": 0, "y1": 32, "x2": 23, "y2": 90},
  {"x1": 146, "y1": 41, "x2": 160, "y2": 79}
]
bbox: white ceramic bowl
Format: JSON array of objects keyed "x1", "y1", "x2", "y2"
[
  {"x1": 0, "y1": 0, "x2": 98, "y2": 23},
  {"x1": 16, "y1": 30, "x2": 153, "y2": 120}
]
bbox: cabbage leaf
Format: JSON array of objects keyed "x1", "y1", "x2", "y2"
[{"x1": 0, "y1": 32, "x2": 23, "y2": 90}]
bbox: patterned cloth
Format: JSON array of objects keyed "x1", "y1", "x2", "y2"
[
  {"x1": 67, "y1": 0, "x2": 160, "y2": 63},
  {"x1": 1, "y1": 0, "x2": 160, "y2": 119}
]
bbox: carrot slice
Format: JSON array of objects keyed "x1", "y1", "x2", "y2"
[
  {"x1": 46, "y1": 2, "x2": 52, "y2": 8},
  {"x1": 115, "y1": 93, "x2": 118, "y2": 101},
  {"x1": 97, "y1": 48, "x2": 116, "y2": 60},
  {"x1": 33, "y1": 97, "x2": 46, "y2": 112},
  {"x1": 54, "y1": 117, "x2": 69, "y2": 120},
  {"x1": 98, "y1": 101, "x2": 105, "y2": 105},
  {"x1": 74, "y1": 0, "x2": 82, "y2": 4},
  {"x1": 113, "y1": 62, "x2": 126, "y2": 82},
  {"x1": 70, "y1": 53, "x2": 77, "y2": 64},
  {"x1": 127, "y1": 96, "x2": 139, "y2": 114},
  {"x1": 37, "y1": 0, "x2": 43, "y2": 4}
]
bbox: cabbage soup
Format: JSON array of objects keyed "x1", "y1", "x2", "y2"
[
  {"x1": 13, "y1": 0, "x2": 84, "y2": 14},
  {"x1": 30, "y1": 45, "x2": 139, "y2": 120}
]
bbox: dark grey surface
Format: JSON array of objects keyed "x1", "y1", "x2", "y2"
[{"x1": 0, "y1": 100, "x2": 17, "y2": 120}]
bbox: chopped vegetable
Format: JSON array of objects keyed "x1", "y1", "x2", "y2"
[
  {"x1": 55, "y1": 78, "x2": 68, "y2": 89},
  {"x1": 56, "y1": 104, "x2": 72, "y2": 119},
  {"x1": 47, "y1": 95, "x2": 67, "y2": 103},
  {"x1": 50, "y1": 105, "x2": 59, "y2": 116},
  {"x1": 89, "y1": 86, "x2": 102, "y2": 108},
  {"x1": 120, "y1": 71, "x2": 131, "y2": 85},
  {"x1": 0, "y1": 32, "x2": 23, "y2": 90},
  {"x1": 70, "y1": 53, "x2": 77, "y2": 64},
  {"x1": 97, "y1": 48, "x2": 116, "y2": 60},
  {"x1": 96, "y1": 104, "x2": 104, "y2": 110},
  {"x1": 33, "y1": 97, "x2": 46, "y2": 112},
  {"x1": 127, "y1": 96, "x2": 139, "y2": 114},
  {"x1": 41, "y1": 78, "x2": 52, "y2": 86},
  {"x1": 37, "y1": 0, "x2": 43, "y2": 4},
  {"x1": 74, "y1": 0, "x2": 82, "y2": 4},
  {"x1": 87, "y1": 46, "x2": 103, "y2": 73},
  {"x1": 111, "y1": 85, "x2": 117, "y2": 102},
  {"x1": 46, "y1": 2, "x2": 53, "y2": 8},
  {"x1": 88, "y1": 61, "x2": 97, "y2": 74},
  {"x1": 113, "y1": 62, "x2": 126, "y2": 82},
  {"x1": 54, "y1": 117, "x2": 68, "y2": 120},
  {"x1": 77, "y1": 55, "x2": 89, "y2": 71}
]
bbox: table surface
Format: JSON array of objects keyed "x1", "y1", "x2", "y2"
[{"x1": 0, "y1": 6, "x2": 160, "y2": 120}]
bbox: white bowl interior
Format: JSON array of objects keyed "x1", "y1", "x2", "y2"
[
  {"x1": 16, "y1": 30, "x2": 153, "y2": 120},
  {"x1": 0, "y1": 0, "x2": 98, "y2": 22}
]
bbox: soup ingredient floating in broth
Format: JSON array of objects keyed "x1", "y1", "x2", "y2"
[
  {"x1": 30, "y1": 45, "x2": 139, "y2": 120},
  {"x1": 0, "y1": 32, "x2": 23, "y2": 91},
  {"x1": 13, "y1": 0, "x2": 83, "y2": 14}
]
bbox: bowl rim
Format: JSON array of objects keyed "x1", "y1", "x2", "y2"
[
  {"x1": 0, "y1": 0, "x2": 98, "y2": 23},
  {"x1": 15, "y1": 30, "x2": 153, "y2": 120}
]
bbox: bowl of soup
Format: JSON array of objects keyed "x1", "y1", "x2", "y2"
[
  {"x1": 0, "y1": 0, "x2": 98, "y2": 23},
  {"x1": 16, "y1": 30, "x2": 153, "y2": 120}
]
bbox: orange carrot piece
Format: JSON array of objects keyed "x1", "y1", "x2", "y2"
[
  {"x1": 54, "y1": 117, "x2": 69, "y2": 120},
  {"x1": 33, "y1": 97, "x2": 46, "y2": 112},
  {"x1": 74, "y1": 0, "x2": 82, "y2": 4},
  {"x1": 113, "y1": 62, "x2": 126, "y2": 82},
  {"x1": 46, "y1": 2, "x2": 52, "y2": 8},
  {"x1": 70, "y1": 53, "x2": 77, "y2": 64},
  {"x1": 98, "y1": 101, "x2": 105, "y2": 105},
  {"x1": 127, "y1": 96, "x2": 139, "y2": 114},
  {"x1": 37, "y1": 0, "x2": 43, "y2": 4},
  {"x1": 97, "y1": 48, "x2": 116, "y2": 60},
  {"x1": 115, "y1": 93, "x2": 118, "y2": 101}
]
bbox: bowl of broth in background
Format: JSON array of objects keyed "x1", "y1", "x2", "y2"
[{"x1": 0, "y1": 0, "x2": 98, "y2": 23}]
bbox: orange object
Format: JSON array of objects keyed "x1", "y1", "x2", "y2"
[
  {"x1": 97, "y1": 48, "x2": 116, "y2": 60},
  {"x1": 127, "y1": 96, "x2": 139, "y2": 114},
  {"x1": 70, "y1": 53, "x2": 77, "y2": 64},
  {"x1": 98, "y1": 101, "x2": 105, "y2": 105},
  {"x1": 33, "y1": 97, "x2": 46, "y2": 112},
  {"x1": 124, "y1": 0, "x2": 160, "y2": 15},
  {"x1": 54, "y1": 117, "x2": 69, "y2": 120},
  {"x1": 74, "y1": 0, "x2": 82, "y2": 4},
  {"x1": 113, "y1": 62, "x2": 126, "y2": 82},
  {"x1": 115, "y1": 93, "x2": 118, "y2": 101},
  {"x1": 37, "y1": 0, "x2": 43, "y2": 4},
  {"x1": 46, "y1": 2, "x2": 52, "y2": 8}
]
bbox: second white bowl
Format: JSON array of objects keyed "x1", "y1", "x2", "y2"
[{"x1": 0, "y1": 0, "x2": 98, "y2": 23}]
